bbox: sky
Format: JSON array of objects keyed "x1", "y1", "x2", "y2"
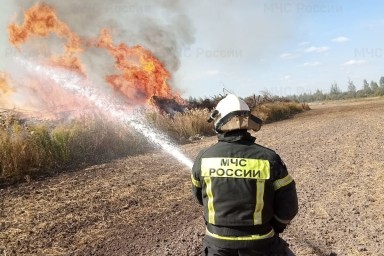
[{"x1": 1, "y1": 0, "x2": 384, "y2": 99}]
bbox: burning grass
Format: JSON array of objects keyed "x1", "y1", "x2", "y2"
[
  {"x1": 0, "y1": 100, "x2": 309, "y2": 184},
  {"x1": 0, "y1": 3, "x2": 310, "y2": 184}
]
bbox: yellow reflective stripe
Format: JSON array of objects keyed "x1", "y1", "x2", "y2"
[
  {"x1": 273, "y1": 174, "x2": 293, "y2": 190},
  {"x1": 274, "y1": 214, "x2": 291, "y2": 225},
  {"x1": 201, "y1": 158, "x2": 270, "y2": 180},
  {"x1": 206, "y1": 228, "x2": 275, "y2": 241},
  {"x1": 253, "y1": 180, "x2": 265, "y2": 225},
  {"x1": 204, "y1": 177, "x2": 215, "y2": 224},
  {"x1": 191, "y1": 174, "x2": 201, "y2": 188}
]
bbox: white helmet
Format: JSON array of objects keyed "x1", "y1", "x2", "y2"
[{"x1": 207, "y1": 94, "x2": 262, "y2": 133}]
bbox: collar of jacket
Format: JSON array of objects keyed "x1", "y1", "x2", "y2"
[{"x1": 217, "y1": 130, "x2": 256, "y2": 143}]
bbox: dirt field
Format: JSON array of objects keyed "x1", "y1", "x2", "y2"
[{"x1": 1, "y1": 98, "x2": 384, "y2": 256}]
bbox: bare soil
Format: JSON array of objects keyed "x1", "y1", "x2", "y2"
[{"x1": 1, "y1": 98, "x2": 384, "y2": 256}]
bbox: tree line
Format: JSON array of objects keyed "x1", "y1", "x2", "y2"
[{"x1": 287, "y1": 76, "x2": 384, "y2": 102}]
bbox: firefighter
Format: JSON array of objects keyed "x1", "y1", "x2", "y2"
[{"x1": 191, "y1": 94, "x2": 298, "y2": 256}]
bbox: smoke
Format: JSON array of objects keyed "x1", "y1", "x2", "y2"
[
  {"x1": 11, "y1": 0, "x2": 195, "y2": 73},
  {"x1": 16, "y1": 56, "x2": 194, "y2": 169},
  {"x1": 5, "y1": 0, "x2": 312, "y2": 102},
  {"x1": 184, "y1": 0, "x2": 304, "y2": 62},
  {"x1": 170, "y1": 0, "x2": 311, "y2": 97},
  {"x1": 3, "y1": 0, "x2": 195, "y2": 112}
]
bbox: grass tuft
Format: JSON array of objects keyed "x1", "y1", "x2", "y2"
[
  {"x1": 147, "y1": 108, "x2": 216, "y2": 142},
  {"x1": 253, "y1": 101, "x2": 309, "y2": 123}
]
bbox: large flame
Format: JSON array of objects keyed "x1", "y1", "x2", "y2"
[
  {"x1": 8, "y1": 3, "x2": 84, "y2": 74},
  {"x1": 6, "y1": 2, "x2": 181, "y2": 111},
  {"x1": 96, "y1": 29, "x2": 176, "y2": 104}
]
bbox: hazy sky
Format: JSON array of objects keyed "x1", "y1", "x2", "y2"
[{"x1": 1, "y1": 0, "x2": 384, "y2": 99}]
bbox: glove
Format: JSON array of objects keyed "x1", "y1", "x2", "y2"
[{"x1": 270, "y1": 217, "x2": 287, "y2": 234}]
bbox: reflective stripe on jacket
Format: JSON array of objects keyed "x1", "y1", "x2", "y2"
[{"x1": 191, "y1": 130, "x2": 298, "y2": 248}]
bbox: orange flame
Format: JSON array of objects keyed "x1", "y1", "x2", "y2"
[
  {"x1": 8, "y1": 3, "x2": 84, "y2": 74},
  {"x1": 96, "y1": 29, "x2": 177, "y2": 104},
  {"x1": 0, "y1": 73, "x2": 13, "y2": 95},
  {"x1": 0, "y1": 73, "x2": 15, "y2": 108},
  {"x1": 7, "y1": 2, "x2": 181, "y2": 107}
]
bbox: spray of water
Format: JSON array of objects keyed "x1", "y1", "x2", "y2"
[{"x1": 15, "y1": 56, "x2": 194, "y2": 170}]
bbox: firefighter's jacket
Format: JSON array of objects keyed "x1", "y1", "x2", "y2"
[{"x1": 191, "y1": 130, "x2": 298, "y2": 248}]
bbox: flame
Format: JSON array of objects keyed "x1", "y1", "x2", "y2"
[
  {"x1": 8, "y1": 3, "x2": 84, "y2": 74},
  {"x1": 0, "y1": 73, "x2": 15, "y2": 108},
  {"x1": 6, "y1": 2, "x2": 182, "y2": 110},
  {"x1": 96, "y1": 29, "x2": 177, "y2": 104},
  {"x1": 0, "y1": 73, "x2": 12, "y2": 94}
]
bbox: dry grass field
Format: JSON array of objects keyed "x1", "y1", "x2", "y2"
[{"x1": 1, "y1": 97, "x2": 383, "y2": 255}]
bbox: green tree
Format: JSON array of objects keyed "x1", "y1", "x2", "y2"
[
  {"x1": 330, "y1": 82, "x2": 341, "y2": 95},
  {"x1": 370, "y1": 81, "x2": 379, "y2": 91},
  {"x1": 347, "y1": 80, "x2": 356, "y2": 96},
  {"x1": 380, "y1": 76, "x2": 384, "y2": 88},
  {"x1": 363, "y1": 79, "x2": 372, "y2": 94},
  {"x1": 313, "y1": 89, "x2": 326, "y2": 101},
  {"x1": 328, "y1": 82, "x2": 342, "y2": 100}
]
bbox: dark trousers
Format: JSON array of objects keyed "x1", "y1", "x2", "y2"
[{"x1": 202, "y1": 237, "x2": 295, "y2": 256}]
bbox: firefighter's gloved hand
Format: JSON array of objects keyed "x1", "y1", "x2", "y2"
[{"x1": 270, "y1": 218, "x2": 287, "y2": 234}]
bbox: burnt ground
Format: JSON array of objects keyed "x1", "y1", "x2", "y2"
[{"x1": 1, "y1": 97, "x2": 384, "y2": 256}]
